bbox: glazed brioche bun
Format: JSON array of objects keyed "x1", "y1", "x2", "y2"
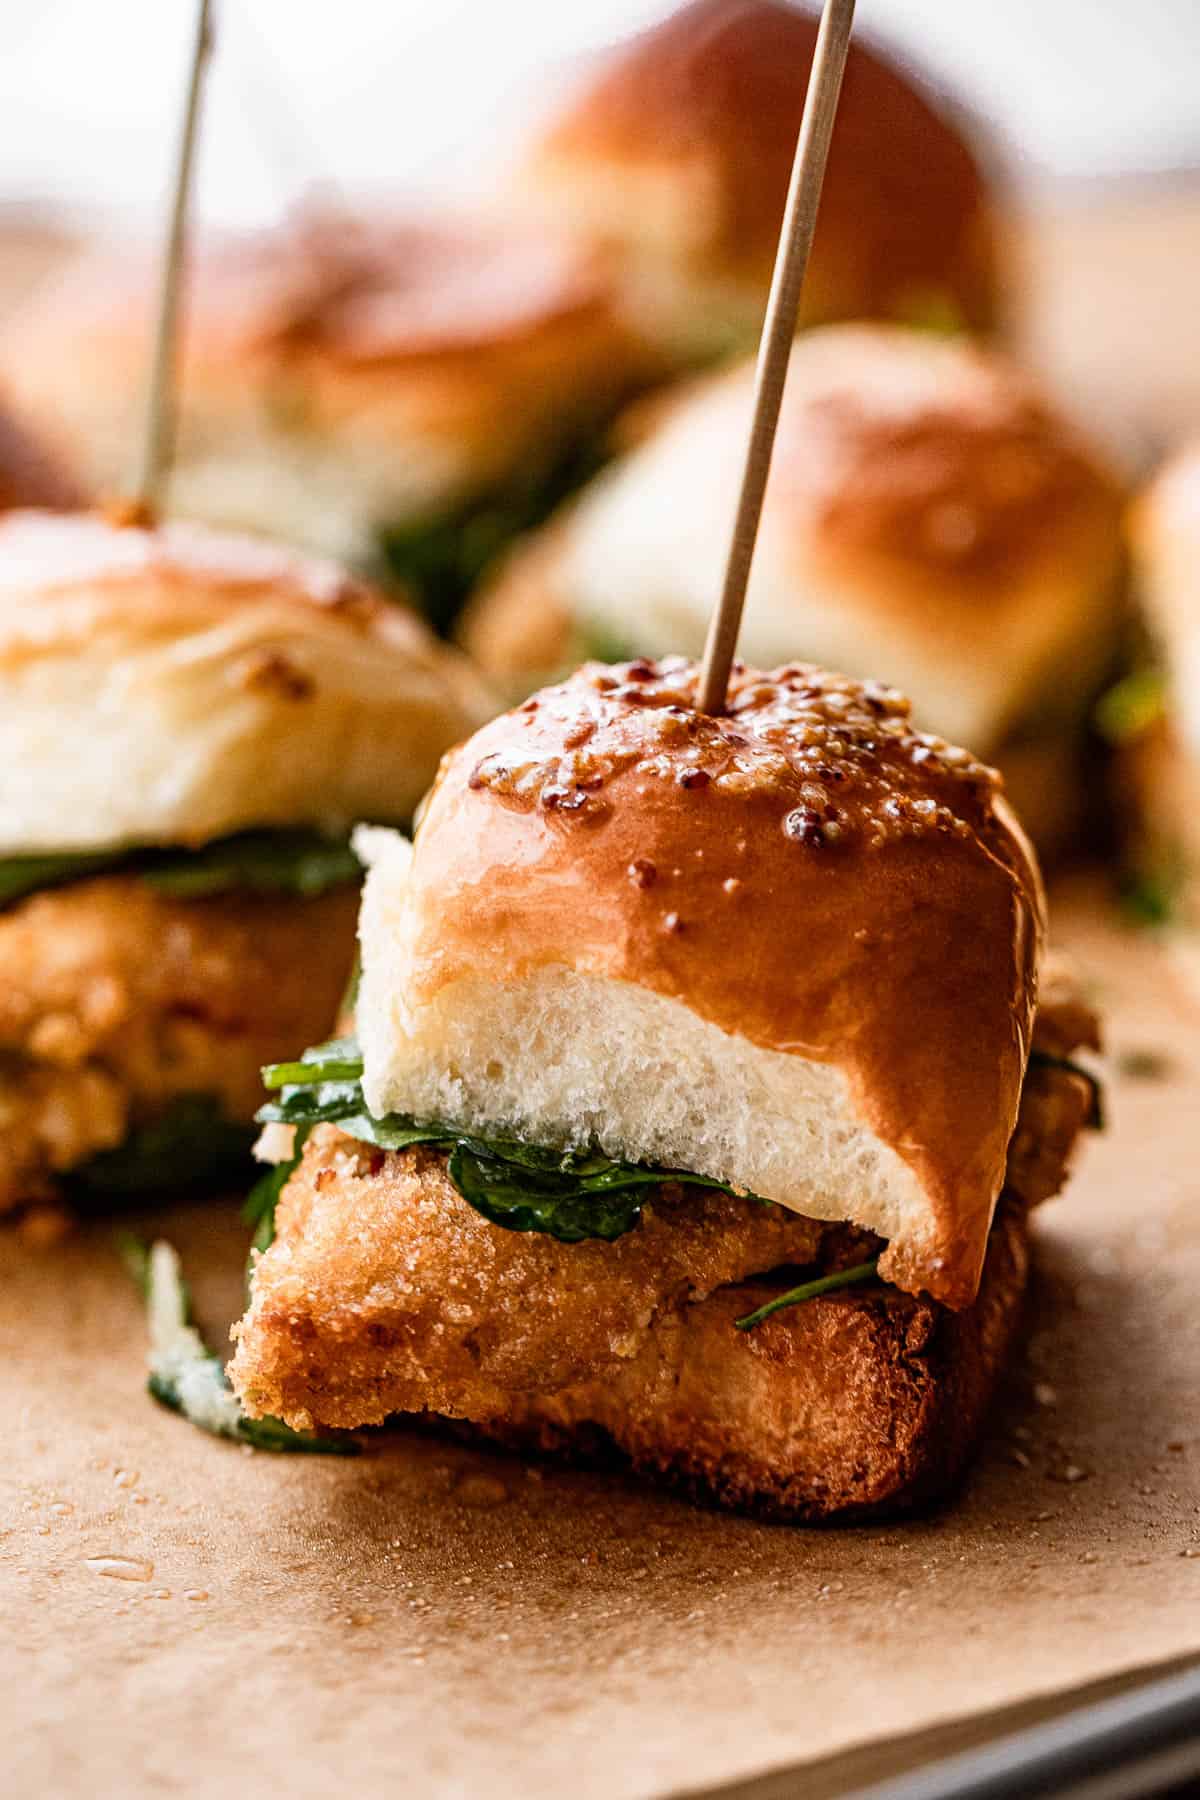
[
  {"x1": 502, "y1": 0, "x2": 1001, "y2": 363},
  {"x1": 355, "y1": 658, "x2": 1044, "y2": 1309},
  {"x1": 0, "y1": 509, "x2": 496, "y2": 855},
  {"x1": 0, "y1": 215, "x2": 644, "y2": 566},
  {"x1": 464, "y1": 327, "x2": 1124, "y2": 779}
]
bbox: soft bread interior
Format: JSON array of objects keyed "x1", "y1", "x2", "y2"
[
  {"x1": 554, "y1": 378, "x2": 1117, "y2": 755},
  {"x1": 355, "y1": 828, "x2": 937, "y2": 1282}
]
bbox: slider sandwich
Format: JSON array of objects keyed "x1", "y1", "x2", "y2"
[
  {"x1": 232, "y1": 659, "x2": 1101, "y2": 1521},
  {"x1": 0, "y1": 509, "x2": 493, "y2": 1216},
  {"x1": 501, "y1": 0, "x2": 1002, "y2": 366},
  {"x1": 464, "y1": 325, "x2": 1126, "y2": 858},
  {"x1": 0, "y1": 215, "x2": 648, "y2": 631},
  {"x1": 1103, "y1": 445, "x2": 1200, "y2": 986}
]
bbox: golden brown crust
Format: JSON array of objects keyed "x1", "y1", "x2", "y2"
[
  {"x1": 231, "y1": 1139, "x2": 1032, "y2": 1520},
  {"x1": 398, "y1": 659, "x2": 1044, "y2": 1306},
  {"x1": 231, "y1": 1132, "x2": 872, "y2": 1429},
  {"x1": 475, "y1": 1203, "x2": 1028, "y2": 1523},
  {"x1": 0, "y1": 875, "x2": 359, "y2": 1213},
  {"x1": 230, "y1": 975, "x2": 1096, "y2": 1518},
  {"x1": 516, "y1": 0, "x2": 1000, "y2": 339}
]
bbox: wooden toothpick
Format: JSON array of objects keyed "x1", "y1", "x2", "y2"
[
  {"x1": 695, "y1": 0, "x2": 856, "y2": 715},
  {"x1": 128, "y1": 0, "x2": 215, "y2": 519}
]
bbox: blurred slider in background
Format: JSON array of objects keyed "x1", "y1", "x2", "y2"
[
  {"x1": 0, "y1": 508, "x2": 493, "y2": 1219},
  {"x1": 464, "y1": 325, "x2": 1125, "y2": 861},
  {"x1": 0, "y1": 217, "x2": 650, "y2": 634},
  {"x1": 1107, "y1": 445, "x2": 1200, "y2": 987},
  {"x1": 500, "y1": 0, "x2": 1003, "y2": 360},
  {"x1": 0, "y1": 0, "x2": 1005, "y2": 636}
]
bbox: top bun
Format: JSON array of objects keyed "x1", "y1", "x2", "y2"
[
  {"x1": 504, "y1": 0, "x2": 1000, "y2": 361},
  {"x1": 0, "y1": 509, "x2": 496, "y2": 854},
  {"x1": 465, "y1": 325, "x2": 1124, "y2": 756},
  {"x1": 356, "y1": 657, "x2": 1043, "y2": 1308},
  {"x1": 0, "y1": 215, "x2": 644, "y2": 565}
]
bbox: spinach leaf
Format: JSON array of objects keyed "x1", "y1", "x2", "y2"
[
  {"x1": 0, "y1": 829, "x2": 360, "y2": 911},
  {"x1": 449, "y1": 1141, "x2": 664, "y2": 1243},
  {"x1": 0, "y1": 847, "x2": 135, "y2": 906},
  {"x1": 378, "y1": 431, "x2": 611, "y2": 635},
  {"x1": 120, "y1": 1234, "x2": 356, "y2": 1455},
  {"x1": 242, "y1": 1135, "x2": 309, "y2": 1260},
  {"x1": 1118, "y1": 864, "x2": 1183, "y2": 930},
  {"x1": 258, "y1": 1037, "x2": 753, "y2": 1245},
  {"x1": 141, "y1": 830, "x2": 360, "y2": 899},
  {"x1": 1094, "y1": 668, "x2": 1167, "y2": 746},
  {"x1": 734, "y1": 1259, "x2": 881, "y2": 1331},
  {"x1": 68, "y1": 1094, "x2": 255, "y2": 1202}
]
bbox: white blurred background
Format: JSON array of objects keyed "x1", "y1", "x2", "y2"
[{"x1": 1, "y1": 0, "x2": 1197, "y2": 231}]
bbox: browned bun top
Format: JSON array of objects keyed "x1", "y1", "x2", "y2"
[
  {"x1": 521, "y1": 0, "x2": 999, "y2": 334},
  {"x1": 0, "y1": 393, "x2": 85, "y2": 514},
  {"x1": 766, "y1": 327, "x2": 1121, "y2": 590},
  {"x1": 409, "y1": 658, "x2": 1044, "y2": 1304},
  {"x1": 0, "y1": 508, "x2": 497, "y2": 854},
  {"x1": 6, "y1": 212, "x2": 628, "y2": 403}
]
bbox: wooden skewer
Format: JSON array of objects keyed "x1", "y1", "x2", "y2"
[
  {"x1": 128, "y1": 0, "x2": 215, "y2": 519},
  {"x1": 695, "y1": 0, "x2": 856, "y2": 715}
]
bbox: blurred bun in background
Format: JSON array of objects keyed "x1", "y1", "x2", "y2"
[
  {"x1": 502, "y1": 0, "x2": 1003, "y2": 366},
  {"x1": 464, "y1": 324, "x2": 1125, "y2": 857},
  {"x1": 0, "y1": 504, "x2": 495, "y2": 1216},
  {"x1": 0, "y1": 213, "x2": 649, "y2": 629}
]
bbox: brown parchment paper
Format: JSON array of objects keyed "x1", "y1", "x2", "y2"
[{"x1": 2, "y1": 876, "x2": 1198, "y2": 1800}]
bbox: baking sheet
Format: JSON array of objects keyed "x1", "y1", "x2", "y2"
[{"x1": 3, "y1": 875, "x2": 1198, "y2": 1800}]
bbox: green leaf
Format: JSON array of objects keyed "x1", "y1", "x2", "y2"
[
  {"x1": 261, "y1": 1056, "x2": 365, "y2": 1088},
  {"x1": 896, "y1": 286, "x2": 968, "y2": 337},
  {"x1": 1094, "y1": 668, "x2": 1167, "y2": 746},
  {"x1": 124, "y1": 1235, "x2": 355, "y2": 1455},
  {"x1": 0, "y1": 829, "x2": 361, "y2": 911},
  {"x1": 257, "y1": 1032, "x2": 754, "y2": 1245},
  {"x1": 1118, "y1": 866, "x2": 1180, "y2": 929},
  {"x1": 242, "y1": 1143, "x2": 305, "y2": 1259},
  {"x1": 67, "y1": 1094, "x2": 255, "y2": 1202},
  {"x1": 734, "y1": 1260, "x2": 881, "y2": 1331},
  {"x1": 378, "y1": 431, "x2": 611, "y2": 634},
  {"x1": 139, "y1": 831, "x2": 360, "y2": 899},
  {"x1": 448, "y1": 1141, "x2": 656, "y2": 1242},
  {"x1": 0, "y1": 848, "x2": 134, "y2": 906}
]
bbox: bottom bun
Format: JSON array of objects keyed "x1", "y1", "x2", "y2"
[{"x1": 468, "y1": 1202, "x2": 1027, "y2": 1523}]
